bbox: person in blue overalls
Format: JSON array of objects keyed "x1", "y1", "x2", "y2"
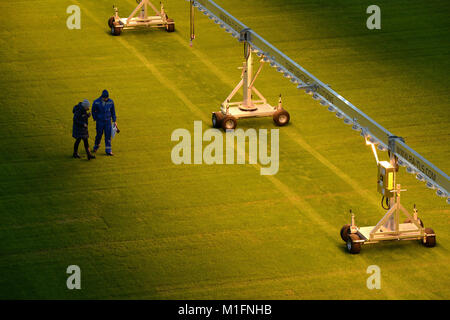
[{"x1": 92, "y1": 90, "x2": 117, "y2": 156}]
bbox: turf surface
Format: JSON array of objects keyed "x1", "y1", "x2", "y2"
[{"x1": 0, "y1": 0, "x2": 449, "y2": 299}]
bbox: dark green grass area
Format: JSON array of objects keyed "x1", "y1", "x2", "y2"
[{"x1": 0, "y1": 0, "x2": 449, "y2": 299}]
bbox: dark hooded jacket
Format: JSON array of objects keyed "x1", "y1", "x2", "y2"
[{"x1": 72, "y1": 103, "x2": 90, "y2": 139}]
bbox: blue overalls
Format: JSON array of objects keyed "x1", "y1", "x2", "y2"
[{"x1": 92, "y1": 97, "x2": 116, "y2": 153}]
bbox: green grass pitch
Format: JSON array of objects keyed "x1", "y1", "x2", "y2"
[{"x1": 0, "y1": 0, "x2": 449, "y2": 299}]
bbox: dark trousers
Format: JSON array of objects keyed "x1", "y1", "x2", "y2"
[
  {"x1": 94, "y1": 120, "x2": 112, "y2": 153},
  {"x1": 74, "y1": 138, "x2": 90, "y2": 154}
]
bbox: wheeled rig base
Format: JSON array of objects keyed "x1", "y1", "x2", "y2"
[
  {"x1": 212, "y1": 42, "x2": 290, "y2": 131},
  {"x1": 212, "y1": 97, "x2": 290, "y2": 131},
  {"x1": 108, "y1": 0, "x2": 175, "y2": 36},
  {"x1": 340, "y1": 185, "x2": 436, "y2": 254}
]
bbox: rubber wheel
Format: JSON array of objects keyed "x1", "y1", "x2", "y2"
[
  {"x1": 166, "y1": 19, "x2": 175, "y2": 32},
  {"x1": 112, "y1": 25, "x2": 122, "y2": 36},
  {"x1": 423, "y1": 228, "x2": 436, "y2": 247},
  {"x1": 212, "y1": 112, "x2": 224, "y2": 128},
  {"x1": 273, "y1": 108, "x2": 290, "y2": 126},
  {"x1": 340, "y1": 224, "x2": 351, "y2": 242},
  {"x1": 221, "y1": 115, "x2": 237, "y2": 131},
  {"x1": 404, "y1": 218, "x2": 424, "y2": 228},
  {"x1": 346, "y1": 233, "x2": 362, "y2": 254},
  {"x1": 108, "y1": 17, "x2": 115, "y2": 29}
]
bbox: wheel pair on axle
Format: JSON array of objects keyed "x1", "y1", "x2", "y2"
[
  {"x1": 108, "y1": 17, "x2": 124, "y2": 36},
  {"x1": 212, "y1": 108, "x2": 290, "y2": 131}
]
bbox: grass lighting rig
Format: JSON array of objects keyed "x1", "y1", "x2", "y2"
[
  {"x1": 109, "y1": 0, "x2": 175, "y2": 36},
  {"x1": 188, "y1": 0, "x2": 450, "y2": 252},
  {"x1": 189, "y1": 0, "x2": 290, "y2": 131},
  {"x1": 340, "y1": 134, "x2": 436, "y2": 254}
]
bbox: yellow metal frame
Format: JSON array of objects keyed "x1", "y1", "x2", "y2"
[
  {"x1": 219, "y1": 43, "x2": 280, "y2": 119},
  {"x1": 112, "y1": 0, "x2": 174, "y2": 31},
  {"x1": 349, "y1": 141, "x2": 432, "y2": 246}
]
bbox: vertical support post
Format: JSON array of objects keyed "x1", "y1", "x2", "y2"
[
  {"x1": 389, "y1": 151, "x2": 397, "y2": 210},
  {"x1": 139, "y1": 0, "x2": 146, "y2": 19},
  {"x1": 144, "y1": 0, "x2": 148, "y2": 19},
  {"x1": 243, "y1": 42, "x2": 253, "y2": 108},
  {"x1": 388, "y1": 135, "x2": 404, "y2": 212},
  {"x1": 395, "y1": 184, "x2": 400, "y2": 232},
  {"x1": 350, "y1": 209, "x2": 358, "y2": 234},
  {"x1": 238, "y1": 28, "x2": 256, "y2": 111},
  {"x1": 381, "y1": 148, "x2": 398, "y2": 231},
  {"x1": 190, "y1": 0, "x2": 195, "y2": 46}
]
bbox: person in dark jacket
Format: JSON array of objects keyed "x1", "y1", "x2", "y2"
[
  {"x1": 73, "y1": 99, "x2": 96, "y2": 160},
  {"x1": 92, "y1": 89, "x2": 117, "y2": 156}
]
